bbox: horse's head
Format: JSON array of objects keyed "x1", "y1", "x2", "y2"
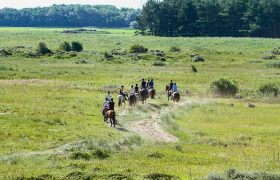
[{"x1": 166, "y1": 85, "x2": 169, "y2": 91}]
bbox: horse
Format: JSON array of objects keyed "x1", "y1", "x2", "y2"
[
  {"x1": 106, "y1": 110, "x2": 116, "y2": 127},
  {"x1": 166, "y1": 85, "x2": 172, "y2": 101},
  {"x1": 148, "y1": 88, "x2": 156, "y2": 99},
  {"x1": 129, "y1": 94, "x2": 137, "y2": 107},
  {"x1": 171, "y1": 92, "x2": 180, "y2": 102},
  {"x1": 140, "y1": 88, "x2": 148, "y2": 104},
  {"x1": 117, "y1": 92, "x2": 128, "y2": 108},
  {"x1": 102, "y1": 108, "x2": 108, "y2": 122}
]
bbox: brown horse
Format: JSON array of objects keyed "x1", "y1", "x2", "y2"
[
  {"x1": 117, "y1": 93, "x2": 128, "y2": 108},
  {"x1": 148, "y1": 88, "x2": 156, "y2": 99},
  {"x1": 171, "y1": 92, "x2": 180, "y2": 102},
  {"x1": 129, "y1": 94, "x2": 137, "y2": 107},
  {"x1": 140, "y1": 88, "x2": 148, "y2": 104},
  {"x1": 106, "y1": 110, "x2": 116, "y2": 127},
  {"x1": 166, "y1": 85, "x2": 172, "y2": 101}
]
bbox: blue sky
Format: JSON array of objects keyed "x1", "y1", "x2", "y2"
[{"x1": 0, "y1": 0, "x2": 145, "y2": 9}]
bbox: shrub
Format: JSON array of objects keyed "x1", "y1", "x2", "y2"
[
  {"x1": 145, "y1": 173, "x2": 179, "y2": 180},
  {"x1": 75, "y1": 59, "x2": 89, "y2": 64},
  {"x1": 104, "y1": 51, "x2": 113, "y2": 60},
  {"x1": 71, "y1": 41, "x2": 83, "y2": 52},
  {"x1": 36, "y1": 42, "x2": 52, "y2": 55},
  {"x1": 259, "y1": 83, "x2": 279, "y2": 96},
  {"x1": 170, "y1": 46, "x2": 181, "y2": 52},
  {"x1": 192, "y1": 55, "x2": 205, "y2": 62},
  {"x1": 267, "y1": 62, "x2": 280, "y2": 68},
  {"x1": 92, "y1": 149, "x2": 110, "y2": 159},
  {"x1": 210, "y1": 78, "x2": 238, "y2": 96},
  {"x1": 207, "y1": 169, "x2": 280, "y2": 180},
  {"x1": 262, "y1": 54, "x2": 276, "y2": 60},
  {"x1": 0, "y1": 48, "x2": 12, "y2": 56},
  {"x1": 191, "y1": 65, "x2": 198, "y2": 73},
  {"x1": 153, "y1": 61, "x2": 166, "y2": 66},
  {"x1": 130, "y1": 44, "x2": 148, "y2": 53},
  {"x1": 271, "y1": 47, "x2": 280, "y2": 55},
  {"x1": 147, "y1": 152, "x2": 164, "y2": 159},
  {"x1": 70, "y1": 152, "x2": 91, "y2": 160},
  {"x1": 59, "y1": 41, "x2": 71, "y2": 51}
]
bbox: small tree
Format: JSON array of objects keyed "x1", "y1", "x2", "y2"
[
  {"x1": 210, "y1": 78, "x2": 238, "y2": 96},
  {"x1": 59, "y1": 42, "x2": 71, "y2": 52},
  {"x1": 71, "y1": 41, "x2": 83, "y2": 52},
  {"x1": 130, "y1": 44, "x2": 148, "y2": 53},
  {"x1": 36, "y1": 42, "x2": 52, "y2": 55},
  {"x1": 259, "y1": 83, "x2": 279, "y2": 96},
  {"x1": 170, "y1": 46, "x2": 181, "y2": 52}
]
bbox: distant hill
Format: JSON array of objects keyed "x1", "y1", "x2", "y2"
[{"x1": 0, "y1": 4, "x2": 141, "y2": 27}]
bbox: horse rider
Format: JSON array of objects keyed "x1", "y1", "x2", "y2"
[
  {"x1": 130, "y1": 85, "x2": 135, "y2": 96},
  {"x1": 119, "y1": 85, "x2": 127, "y2": 100},
  {"x1": 147, "y1": 79, "x2": 150, "y2": 88},
  {"x1": 141, "y1": 79, "x2": 147, "y2": 89},
  {"x1": 135, "y1": 84, "x2": 139, "y2": 94},
  {"x1": 102, "y1": 98, "x2": 109, "y2": 116},
  {"x1": 173, "y1": 83, "x2": 178, "y2": 93},
  {"x1": 148, "y1": 79, "x2": 154, "y2": 89},
  {"x1": 106, "y1": 91, "x2": 112, "y2": 102},
  {"x1": 109, "y1": 98, "x2": 115, "y2": 111},
  {"x1": 169, "y1": 80, "x2": 174, "y2": 91}
]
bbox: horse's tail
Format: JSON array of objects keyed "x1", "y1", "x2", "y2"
[
  {"x1": 118, "y1": 100, "x2": 121, "y2": 107},
  {"x1": 112, "y1": 111, "x2": 116, "y2": 124}
]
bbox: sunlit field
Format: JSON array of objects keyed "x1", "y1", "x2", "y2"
[{"x1": 0, "y1": 27, "x2": 280, "y2": 179}]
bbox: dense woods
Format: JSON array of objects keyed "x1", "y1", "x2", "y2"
[
  {"x1": 0, "y1": 4, "x2": 140, "y2": 27},
  {"x1": 137, "y1": 0, "x2": 280, "y2": 38}
]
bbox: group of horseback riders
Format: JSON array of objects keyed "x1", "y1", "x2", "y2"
[{"x1": 102, "y1": 79, "x2": 180, "y2": 127}]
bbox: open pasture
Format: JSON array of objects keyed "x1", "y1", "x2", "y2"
[{"x1": 0, "y1": 28, "x2": 280, "y2": 179}]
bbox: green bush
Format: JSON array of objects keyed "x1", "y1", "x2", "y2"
[
  {"x1": 92, "y1": 149, "x2": 110, "y2": 159},
  {"x1": 207, "y1": 169, "x2": 280, "y2": 180},
  {"x1": 153, "y1": 61, "x2": 166, "y2": 66},
  {"x1": 36, "y1": 42, "x2": 52, "y2": 55},
  {"x1": 259, "y1": 83, "x2": 279, "y2": 96},
  {"x1": 210, "y1": 78, "x2": 238, "y2": 96},
  {"x1": 59, "y1": 42, "x2": 71, "y2": 51},
  {"x1": 130, "y1": 44, "x2": 148, "y2": 53},
  {"x1": 267, "y1": 62, "x2": 280, "y2": 68},
  {"x1": 71, "y1": 41, "x2": 83, "y2": 52},
  {"x1": 170, "y1": 46, "x2": 181, "y2": 52},
  {"x1": 104, "y1": 51, "x2": 113, "y2": 60},
  {"x1": 191, "y1": 65, "x2": 198, "y2": 73}
]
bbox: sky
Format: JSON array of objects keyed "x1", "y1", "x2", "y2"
[{"x1": 0, "y1": 0, "x2": 145, "y2": 9}]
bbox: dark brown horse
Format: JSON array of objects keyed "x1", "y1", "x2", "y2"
[
  {"x1": 106, "y1": 110, "x2": 116, "y2": 127},
  {"x1": 129, "y1": 94, "x2": 137, "y2": 107},
  {"x1": 171, "y1": 92, "x2": 180, "y2": 102},
  {"x1": 148, "y1": 88, "x2": 156, "y2": 99},
  {"x1": 140, "y1": 88, "x2": 148, "y2": 104},
  {"x1": 166, "y1": 85, "x2": 172, "y2": 101}
]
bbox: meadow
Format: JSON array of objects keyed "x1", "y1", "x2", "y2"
[{"x1": 0, "y1": 27, "x2": 280, "y2": 179}]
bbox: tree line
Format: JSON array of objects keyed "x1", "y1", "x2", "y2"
[
  {"x1": 0, "y1": 4, "x2": 140, "y2": 27},
  {"x1": 137, "y1": 0, "x2": 280, "y2": 38}
]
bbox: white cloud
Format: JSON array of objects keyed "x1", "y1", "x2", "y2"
[{"x1": 0, "y1": 0, "x2": 145, "y2": 9}]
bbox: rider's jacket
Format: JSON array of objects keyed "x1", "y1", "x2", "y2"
[{"x1": 109, "y1": 101, "x2": 115, "y2": 110}]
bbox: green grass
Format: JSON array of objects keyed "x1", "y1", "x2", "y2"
[{"x1": 0, "y1": 27, "x2": 280, "y2": 179}]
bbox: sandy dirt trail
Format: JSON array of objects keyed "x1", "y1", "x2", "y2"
[{"x1": 125, "y1": 98, "x2": 211, "y2": 143}]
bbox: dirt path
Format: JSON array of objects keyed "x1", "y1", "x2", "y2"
[
  {"x1": 125, "y1": 98, "x2": 211, "y2": 143},
  {"x1": 129, "y1": 117, "x2": 178, "y2": 142}
]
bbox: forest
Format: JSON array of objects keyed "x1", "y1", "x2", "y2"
[
  {"x1": 0, "y1": 4, "x2": 140, "y2": 27},
  {"x1": 137, "y1": 0, "x2": 280, "y2": 38}
]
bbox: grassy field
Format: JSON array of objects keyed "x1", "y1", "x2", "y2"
[{"x1": 0, "y1": 27, "x2": 280, "y2": 179}]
